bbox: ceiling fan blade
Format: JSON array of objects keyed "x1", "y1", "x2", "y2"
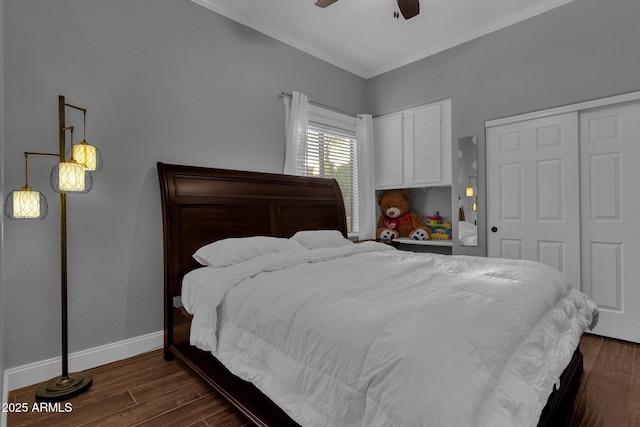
[
  {"x1": 315, "y1": 0, "x2": 338, "y2": 7},
  {"x1": 397, "y1": 0, "x2": 419, "y2": 19}
]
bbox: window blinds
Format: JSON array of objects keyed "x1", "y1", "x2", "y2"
[{"x1": 302, "y1": 121, "x2": 359, "y2": 234}]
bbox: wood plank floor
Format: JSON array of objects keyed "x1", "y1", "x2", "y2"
[
  {"x1": 6, "y1": 350, "x2": 250, "y2": 427},
  {"x1": 561, "y1": 334, "x2": 640, "y2": 427},
  {"x1": 7, "y1": 334, "x2": 640, "y2": 426}
]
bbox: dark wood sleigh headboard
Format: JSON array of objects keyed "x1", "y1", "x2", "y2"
[
  {"x1": 157, "y1": 162, "x2": 347, "y2": 425},
  {"x1": 157, "y1": 162, "x2": 347, "y2": 299}
]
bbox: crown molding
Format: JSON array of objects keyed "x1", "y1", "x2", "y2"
[{"x1": 191, "y1": 0, "x2": 575, "y2": 79}]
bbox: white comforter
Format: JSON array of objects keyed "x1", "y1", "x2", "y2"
[{"x1": 183, "y1": 242, "x2": 597, "y2": 427}]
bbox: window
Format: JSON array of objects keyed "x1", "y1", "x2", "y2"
[{"x1": 298, "y1": 106, "x2": 359, "y2": 235}]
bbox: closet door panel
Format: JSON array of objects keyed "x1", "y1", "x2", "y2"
[
  {"x1": 501, "y1": 239, "x2": 524, "y2": 259},
  {"x1": 538, "y1": 241, "x2": 566, "y2": 274},
  {"x1": 499, "y1": 163, "x2": 524, "y2": 221},
  {"x1": 588, "y1": 242, "x2": 622, "y2": 311},
  {"x1": 487, "y1": 112, "x2": 580, "y2": 288},
  {"x1": 588, "y1": 153, "x2": 621, "y2": 220},
  {"x1": 537, "y1": 158, "x2": 565, "y2": 221},
  {"x1": 580, "y1": 102, "x2": 640, "y2": 342}
]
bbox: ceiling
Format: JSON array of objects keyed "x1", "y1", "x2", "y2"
[{"x1": 191, "y1": 0, "x2": 574, "y2": 79}]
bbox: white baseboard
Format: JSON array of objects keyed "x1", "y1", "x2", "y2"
[
  {"x1": 1, "y1": 330, "x2": 163, "y2": 427},
  {"x1": 3, "y1": 330, "x2": 163, "y2": 394},
  {"x1": 1, "y1": 375, "x2": 6, "y2": 427}
]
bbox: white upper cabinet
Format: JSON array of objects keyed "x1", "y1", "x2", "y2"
[
  {"x1": 374, "y1": 99, "x2": 451, "y2": 189},
  {"x1": 374, "y1": 112, "x2": 404, "y2": 188}
]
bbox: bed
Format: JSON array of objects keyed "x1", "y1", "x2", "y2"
[{"x1": 157, "y1": 162, "x2": 597, "y2": 427}]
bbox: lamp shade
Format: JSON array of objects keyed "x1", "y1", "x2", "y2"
[
  {"x1": 4, "y1": 187, "x2": 48, "y2": 220},
  {"x1": 72, "y1": 141, "x2": 103, "y2": 171},
  {"x1": 50, "y1": 161, "x2": 93, "y2": 193},
  {"x1": 466, "y1": 186, "x2": 474, "y2": 197}
]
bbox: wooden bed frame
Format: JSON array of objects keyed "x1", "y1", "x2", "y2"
[{"x1": 157, "y1": 162, "x2": 583, "y2": 427}]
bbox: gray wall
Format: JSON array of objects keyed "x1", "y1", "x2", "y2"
[
  {"x1": 4, "y1": 0, "x2": 640, "y2": 372},
  {"x1": 2, "y1": 0, "x2": 367, "y2": 368},
  {"x1": 1, "y1": 0, "x2": 6, "y2": 402},
  {"x1": 367, "y1": 0, "x2": 640, "y2": 256}
]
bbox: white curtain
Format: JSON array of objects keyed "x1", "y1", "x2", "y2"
[
  {"x1": 283, "y1": 91, "x2": 309, "y2": 175},
  {"x1": 356, "y1": 114, "x2": 376, "y2": 240}
]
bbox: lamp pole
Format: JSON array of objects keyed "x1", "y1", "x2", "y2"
[
  {"x1": 35, "y1": 96, "x2": 92, "y2": 401},
  {"x1": 59, "y1": 95, "x2": 69, "y2": 381}
]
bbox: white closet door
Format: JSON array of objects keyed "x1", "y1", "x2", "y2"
[
  {"x1": 487, "y1": 113, "x2": 581, "y2": 289},
  {"x1": 580, "y1": 102, "x2": 640, "y2": 342}
]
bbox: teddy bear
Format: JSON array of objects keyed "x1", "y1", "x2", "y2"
[{"x1": 376, "y1": 189, "x2": 431, "y2": 241}]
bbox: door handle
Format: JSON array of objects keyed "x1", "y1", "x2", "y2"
[{"x1": 491, "y1": 226, "x2": 498, "y2": 232}]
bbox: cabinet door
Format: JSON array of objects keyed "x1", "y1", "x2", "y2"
[
  {"x1": 409, "y1": 103, "x2": 441, "y2": 185},
  {"x1": 374, "y1": 113, "x2": 403, "y2": 188}
]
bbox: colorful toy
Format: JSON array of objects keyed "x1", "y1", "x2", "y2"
[
  {"x1": 426, "y1": 211, "x2": 443, "y2": 227},
  {"x1": 376, "y1": 189, "x2": 431, "y2": 240},
  {"x1": 425, "y1": 211, "x2": 452, "y2": 240}
]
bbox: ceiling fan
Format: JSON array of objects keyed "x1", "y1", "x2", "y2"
[{"x1": 315, "y1": 0, "x2": 420, "y2": 20}]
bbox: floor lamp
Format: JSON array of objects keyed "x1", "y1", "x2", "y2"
[{"x1": 4, "y1": 95, "x2": 103, "y2": 401}]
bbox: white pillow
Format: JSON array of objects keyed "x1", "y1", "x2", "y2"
[
  {"x1": 193, "y1": 236, "x2": 307, "y2": 268},
  {"x1": 290, "y1": 230, "x2": 354, "y2": 249}
]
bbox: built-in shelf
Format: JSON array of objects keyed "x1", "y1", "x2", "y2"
[{"x1": 393, "y1": 237, "x2": 453, "y2": 247}]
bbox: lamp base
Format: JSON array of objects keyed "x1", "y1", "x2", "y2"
[{"x1": 35, "y1": 372, "x2": 92, "y2": 401}]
